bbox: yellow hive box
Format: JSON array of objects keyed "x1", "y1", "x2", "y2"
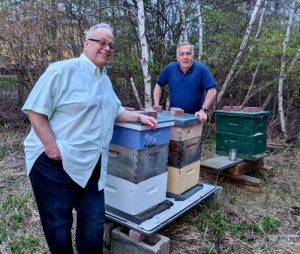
[{"x1": 167, "y1": 160, "x2": 200, "y2": 195}]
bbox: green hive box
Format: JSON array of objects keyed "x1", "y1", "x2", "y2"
[{"x1": 214, "y1": 110, "x2": 270, "y2": 160}]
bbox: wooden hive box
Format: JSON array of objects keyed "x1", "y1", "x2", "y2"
[
  {"x1": 110, "y1": 119, "x2": 174, "y2": 150},
  {"x1": 167, "y1": 160, "x2": 200, "y2": 195},
  {"x1": 168, "y1": 137, "x2": 201, "y2": 168},
  {"x1": 170, "y1": 123, "x2": 203, "y2": 142},
  {"x1": 105, "y1": 172, "x2": 167, "y2": 215},
  {"x1": 107, "y1": 144, "x2": 169, "y2": 184}
]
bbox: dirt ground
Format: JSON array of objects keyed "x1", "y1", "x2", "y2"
[
  {"x1": 162, "y1": 144, "x2": 300, "y2": 254},
  {"x1": 0, "y1": 122, "x2": 299, "y2": 254}
]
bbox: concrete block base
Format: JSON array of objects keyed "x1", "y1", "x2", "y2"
[
  {"x1": 129, "y1": 229, "x2": 146, "y2": 242},
  {"x1": 103, "y1": 221, "x2": 117, "y2": 249},
  {"x1": 111, "y1": 226, "x2": 170, "y2": 254}
]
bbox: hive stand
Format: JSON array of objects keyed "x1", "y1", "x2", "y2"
[
  {"x1": 103, "y1": 186, "x2": 224, "y2": 254},
  {"x1": 200, "y1": 155, "x2": 273, "y2": 192}
]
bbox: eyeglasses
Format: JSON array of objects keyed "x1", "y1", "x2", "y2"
[{"x1": 88, "y1": 38, "x2": 115, "y2": 51}]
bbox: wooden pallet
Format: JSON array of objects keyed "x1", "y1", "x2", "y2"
[{"x1": 200, "y1": 159, "x2": 273, "y2": 192}]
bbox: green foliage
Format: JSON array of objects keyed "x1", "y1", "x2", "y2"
[
  {"x1": 0, "y1": 190, "x2": 43, "y2": 252},
  {"x1": 230, "y1": 222, "x2": 261, "y2": 239},
  {"x1": 203, "y1": 136, "x2": 216, "y2": 145},
  {"x1": 292, "y1": 140, "x2": 300, "y2": 150},
  {"x1": 262, "y1": 216, "x2": 280, "y2": 232},
  {"x1": 229, "y1": 196, "x2": 237, "y2": 205},
  {"x1": 193, "y1": 193, "x2": 281, "y2": 246},
  {"x1": 10, "y1": 235, "x2": 40, "y2": 254},
  {"x1": 0, "y1": 193, "x2": 32, "y2": 241},
  {"x1": 0, "y1": 75, "x2": 18, "y2": 85},
  {"x1": 196, "y1": 207, "x2": 228, "y2": 237},
  {"x1": 201, "y1": 245, "x2": 216, "y2": 254},
  {"x1": 0, "y1": 145, "x2": 8, "y2": 160},
  {"x1": 202, "y1": 136, "x2": 216, "y2": 152},
  {"x1": 0, "y1": 142, "x2": 23, "y2": 161}
]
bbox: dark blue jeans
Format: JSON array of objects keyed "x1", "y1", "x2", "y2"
[{"x1": 30, "y1": 152, "x2": 104, "y2": 254}]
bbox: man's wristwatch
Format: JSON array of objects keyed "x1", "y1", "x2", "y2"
[
  {"x1": 137, "y1": 114, "x2": 142, "y2": 122},
  {"x1": 200, "y1": 107, "x2": 208, "y2": 114}
]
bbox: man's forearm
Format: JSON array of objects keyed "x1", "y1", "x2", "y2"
[
  {"x1": 116, "y1": 110, "x2": 141, "y2": 123},
  {"x1": 202, "y1": 88, "x2": 217, "y2": 110},
  {"x1": 26, "y1": 110, "x2": 61, "y2": 159},
  {"x1": 116, "y1": 110, "x2": 158, "y2": 128},
  {"x1": 153, "y1": 84, "x2": 162, "y2": 105},
  {"x1": 26, "y1": 110, "x2": 56, "y2": 146}
]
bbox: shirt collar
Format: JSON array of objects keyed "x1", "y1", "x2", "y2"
[
  {"x1": 80, "y1": 53, "x2": 107, "y2": 77},
  {"x1": 177, "y1": 62, "x2": 195, "y2": 75}
]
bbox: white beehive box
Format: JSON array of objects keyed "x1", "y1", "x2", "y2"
[{"x1": 105, "y1": 172, "x2": 167, "y2": 215}]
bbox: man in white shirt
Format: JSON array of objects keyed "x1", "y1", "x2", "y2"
[{"x1": 22, "y1": 23, "x2": 157, "y2": 254}]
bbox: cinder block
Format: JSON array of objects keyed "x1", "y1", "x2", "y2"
[
  {"x1": 129, "y1": 229, "x2": 146, "y2": 242},
  {"x1": 222, "y1": 105, "x2": 232, "y2": 111},
  {"x1": 135, "y1": 109, "x2": 158, "y2": 119},
  {"x1": 135, "y1": 110, "x2": 149, "y2": 116},
  {"x1": 167, "y1": 160, "x2": 200, "y2": 195},
  {"x1": 232, "y1": 105, "x2": 243, "y2": 111},
  {"x1": 170, "y1": 107, "x2": 184, "y2": 117},
  {"x1": 203, "y1": 186, "x2": 224, "y2": 208},
  {"x1": 111, "y1": 226, "x2": 170, "y2": 254},
  {"x1": 243, "y1": 107, "x2": 261, "y2": 112},
  {"x1": 103, "y1": 221, "x2": 117, "y2": 249},
  {"x1": 152, "y1": 105, "x2": 162, "y2": 112},
  {"x1": 143, "y1": 109, "x2": 158, "y2": 119}
]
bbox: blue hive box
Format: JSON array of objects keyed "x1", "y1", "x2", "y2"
[{"x1": 110, "y1": 115, "x2": 174, "y2": 150}]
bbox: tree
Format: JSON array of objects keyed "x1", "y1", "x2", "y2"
[
  {"x1": 216, "y1": 0, "x2": 263, "y2": 105},
  {"x1": 197, "y1": 1, "x2": 203, "y2": 60},
  {"x1": 137, "y1": 0, "x2": 152, "y2": 108},
  {"x1": 179, "y1": 0, "x2": 188, "y2": 42},
  {"x1": 278, "y1": 0, "x2": 298, "y2": 141}
]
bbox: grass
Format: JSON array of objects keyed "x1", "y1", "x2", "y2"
[
  {"x1": 0, "y1": 75, "x2": 18, "y2": 85},
  {"x1": 292, "y1": 139, "x2": 300, "y2": 150},
  {"x1": 0, "y1": 125, "x2": 46, "y2": 254},
  {"x1": 1, "y1": 124, "x2": 300, "y2": 254}
]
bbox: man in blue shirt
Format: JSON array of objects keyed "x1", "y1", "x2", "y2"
[
  {"x1": 22, "y1": 23, "x2": 157, "y2": 254},
  {"x1": 153, "y1": 42, "x2": 217, "y2": 123}
]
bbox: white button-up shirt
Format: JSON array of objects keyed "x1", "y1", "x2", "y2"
[{"x1": 22, "y1": 54, "x2": 125, "y2": 190}]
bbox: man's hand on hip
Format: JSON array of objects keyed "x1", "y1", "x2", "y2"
[{"x1": 45, "y1": 142, "x2": 62, "y2": 160}]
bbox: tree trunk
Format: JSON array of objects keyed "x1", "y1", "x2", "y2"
[
  {"x1": 261, "y1": 93, "x2": 272, "y2": 110},
  {"x1": 197, "y1": 1, "x2": 203, "y2": 60},
  {"x1": 278, "y1": 0, "x2": 297, "y2": 141},
  {"x1": 179, "y1": 0, "x2": 188, "y2": 42},
  {"x1": 241, "y1": 0, "x2": 268, "y2": 107},
  {"x1": 130, "y1": 77, "x2": 143, "y2": 109},
  {"x1": 241, "y1": 62, "x2": 261, "y2": 107},
  {"x1": 137, "y1": 0, "x2": 152, "y2": 108},
  {"x1": 217, "y1": 0, "x2": 262, "y2": 105}
]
